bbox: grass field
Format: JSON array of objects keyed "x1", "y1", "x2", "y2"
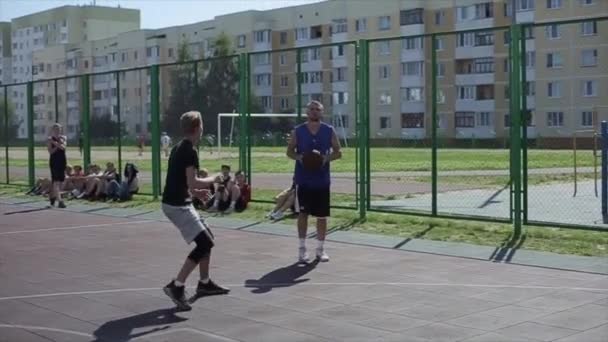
[
  {"x1": 0, "y1": 146, "x2": 597, "y2": 174},
  {"x1": 1, "y1": 184, "x2": 605, "y2": 258}
]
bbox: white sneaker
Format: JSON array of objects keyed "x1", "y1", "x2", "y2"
[
  {"x1": 316, "y1": 248, "x2": 329, "y2": 262},
  {"x1": 298, "y1": 247, "x2": 309, "y2": 263},
  {"x1": 271, "y1": 211, "x2": 284, "y2": 220},
  {"x1": 265, "y1": 211, "x2": 275, "y2": 218}
]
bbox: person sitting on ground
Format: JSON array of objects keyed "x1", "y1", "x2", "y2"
[
  {"x1": 106, "y1": 163, "x2": 140, "y2": 201},
  {"x1": 232, "y1": 170, "x2": 251, "y2": 213},
  {"x1": 207, "y1": 164, "x2": 233, "y2": 212},
  {"x1": 90, "y1": 162, "x2": 118, "y2": 200},
  {"x1": 66, "y1": 165, "x2": 87, "y2": 199},
  {"x1": 267, "y1": 182, "x2": 296, "y2": 220},
  {"x1": 27, "y1": 165, "x2": 73, "y2": 197},
  {"x1": 193, "y1": 168, "x2": 213, "y2": 210},
  {"x1": 76, "y1": 164, "x2": 104, "y2": 199}
]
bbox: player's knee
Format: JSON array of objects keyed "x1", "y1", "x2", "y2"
[{"x1": 187, "y1": 244, "x2": 211, "y2": 263}]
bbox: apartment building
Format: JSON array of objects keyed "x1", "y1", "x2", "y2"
[
  {"x1": 7, "y1": 5, "x2": 140, "y2": 139},
  {"x1": 0, "y1": 22, "x2": 11, "y2": 85},
  {"x1": 3, "y1": 0, "x2": 607, "y2": 143}
]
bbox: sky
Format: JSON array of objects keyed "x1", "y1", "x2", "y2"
[{"x1": 0, "y1": 0, "x2": 326, "y2": 29}]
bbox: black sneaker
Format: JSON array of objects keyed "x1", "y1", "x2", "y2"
[
  {"x1": 58, "y1": 201, "x2": 66, "y2": 209},
  {"x1": 189, "y1": 279, "x2": 230, "y2": 303},
  {"x1": 50, "y1": 197, "x2": 56, "y2": 207},
  {"x1": 163, "y1": 281, "x2": 192, "y2": 311}
]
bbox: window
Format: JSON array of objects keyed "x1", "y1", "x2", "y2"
[
  {"x1": 356, "y1": 18, "x2": 367, "y2": 32},
  {"x1": 295, "y1": 27, "x2": 308, "y2": 41},
  {"x1": 402, "y1": 113, "x2": 424, "y2": 128},
  {"x1": 254, "y1": 30, "x2": 270, "y2": 43},
  {"x1": 437, "y1": 89, "x2": 446, "y2": 103},
  {"x1": 280, "y1": 97, "x2": 289, "y2": 110},
  {"x1": 437, "y1": 63, "x2": 445, "y2": 77},
  {"x1": 582, "y1": 80, "x2": 597, "y2": 97},
  {"x1": 457, "y1": 86, "x2": 475, "y2": 100},
  {"x1": 547, "y1": 111, "x2": 563, "y2": 127},
  {"x1": 547, "y1": 0, "x2": 562, "y2": 9},
  {"x1": 279, "y1": 75, "x2": 288, "y2": 87},
  {"x1": 378, "y1": 92, "x2": 392, "y2": 105},
  {"x1": 331, "y1": 18, "x2": 347, "y2": 34},
  {"x1": 333, "y1": 92, "x2": 348, "y2": 104},
  {"x1": 254, "y1": 73, "x2": 271, "y2": 86},
  {"x1": 400, "y1": 9, "x2": 424, "y2": 25},
  {"x1": 254, "y1": 53, "x2": 270, "y2": 65},
  {"x1": 476, "y1": 85, "x2": 494, "y2": 100},
  {"x1": 401, "y1": 61, "x2": 424, "y2": 76},
  {"x1": 378, "y1": 16, "x2": 391, "y2": 30},
  {"x1": 581, "y1": 49, "x2": 598, "y2": 67},
  {"x1": 378, "y1": 65, "x2": 391, "y2": 79},
  {"x1": 546, "y1": 24, "x2": 560, "y2": 39},
  {"x1": 435, "y1": 11, "x2": 445, "y2": 25},
  {"x1": 333, "y1": 115, "x2": 349, "y2": 128},
  {"x1": 455, "y1": 112, "x2": 475, "y2": 128},
  {"x1": 525, "y1": 81, "x2": 536, "y2": 96},
  {"x1": 525, "y1": 51, "x2": 535, "y2": 68},
  {"x1": 377, "y1": 41, "x2": 390, "y2": 55},
  {"x1": 330, "y1": 44, "x2": 345, "y2": 59},
  {"x1": 332, "y1": 67, "x2": 347, "y2": 82},
  {"x1": 280, "y1": 32, "x2": 287, "y2": 44},
  {"x1": 402, "y1": 87, "x2": 423, "y2": 102},
  {"x1": 582, "y1": 111, "x2": 593, "y2": 126},
  {"x1": 475, "y1": 2, "x2": 494, "y2": 19},
  {"x1": 310, "y1": 25, "x2": 322, "y2": 39},
  {"x1": 474, "y1": 58, "x2": 494, "y2": 73},
  {"x1": 237, "y1": 35, "x2": 246, "y2": 47},
  {"x1": 546, "y1": 52, "x2": 563, "y2": 68},
  {"x1": 260, "y1": 96, "x2": 272, "y2": 109},
  {"x1": 547, "y1": 82, "x2": 561, "y2": 97},
  {"x1": 457, "y1": 32, "x2": 475, "y2": 47},
  {"x1": 581, "y1": 21, "x2": 597, "y2": 36},
  {"x1": 280, "y1": 53, "x2": 286, "y2": 65},
  {"x1": 380, "y1": 116, "x2": 391, "y2": 129},
  {"x1": 580, "y1": 0, "x2": 594, "y2": 5},
  {"x1": 474, "y1": 31, "x2": 494, "y2": 46},
  {"x1": 477, "y1": 112, "x2": 492, "y2": 126},
  {"x1": 519, "y1": 0, "x2": 535, "y2": 10},
  {"x1": 523, "y1": 26, "x2": 535, "y2": 39},
  {"x1": 457, "y1": 6, "x2": 471, "y2": 22},
  {"x1": 403, "y1": 37, "x2": 423, "y2": 50},
  {"x1": 435, "y1": 38, "x2": 444, "y2": 50}
]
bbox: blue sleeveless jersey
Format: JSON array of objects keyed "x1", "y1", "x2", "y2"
[{"x1": 293, "y1": 122, "x2": 333, "y2": 188}]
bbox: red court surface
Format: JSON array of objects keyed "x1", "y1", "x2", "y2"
[{"x1": 1, "y1": 202, "x2": 607, "y2": 342}]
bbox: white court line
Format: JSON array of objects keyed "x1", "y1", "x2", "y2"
[
  {"x1": 0, "y1": 220, "x2": 152, "y2": 236},
  {"x1": 0, "y1": 282, "x2": 606, "y2": 301},
  {"x1": 0, "y1": 325, "x2": 239, "y2": 341}
]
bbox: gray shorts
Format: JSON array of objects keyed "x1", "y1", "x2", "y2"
[{"x1": 162, "y1": 203, "x2": 209, "y2": 244}]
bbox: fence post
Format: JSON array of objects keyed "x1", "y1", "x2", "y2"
[
  {"x1": 115, "y1": 72, "x2": 123, "y2": 179},
  {"x1": 431, "y1": 34, "x2": 438, "y2": 216},
  {"x1": 509, "y1": 24, "x2": 523, "y2": 238},
  {"x1": 150, "y1": 65, "x2": 161, "y2": 199},
  {"x1": 3, "y1": 86, "x2": 8, "y2": 184},
  {"x1": 357, "y1": 39, "x2": 368, "y2": 221},
  {"x1": 238, "y1": 53, "x2": 247, "y2": 176},
  {"x1": 245, "y1": 54, "x2": 252, "y2": 183},
  {"x1": 27, "y1": 82, "x2": 35, "y2": 187},
  {"x1": 81, "y1": 74, "x2": 91, "y2": 168},
  {"x1": 602, "y1": 121, "x2": 607, "y2": 223},
  {"x1": 296, "y1": 48, "x2": 302, "y2": 121},
  {"x1": 54, "y1": 79, "x2": 59, "y2": 123},
  {"x1": 520, "y1": 25, "x2": 529, "y2": 224}
]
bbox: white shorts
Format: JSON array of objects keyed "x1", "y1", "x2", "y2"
[{"x1": 162, "y1": 203, "x2": 208, "y2": 244}]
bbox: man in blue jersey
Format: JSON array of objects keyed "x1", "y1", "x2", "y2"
[{"x1": 287, "y1": 100, "x2": 342, "y2": 263}]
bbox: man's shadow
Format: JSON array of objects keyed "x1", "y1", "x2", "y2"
[
  {"x1": 244, "y1": 261, "x2": 318, "y2": 294},
  {"x1": 91, "y1": 307, "x2": 188, "y2": 342}
]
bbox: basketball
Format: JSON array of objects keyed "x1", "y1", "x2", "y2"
[{"x1": 302, "y1": 150, "x2": 324, "y2": 171}]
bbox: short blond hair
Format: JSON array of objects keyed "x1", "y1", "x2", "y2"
[{"x1": 180, "y1": 111, "x2": 202, "y2": 134}]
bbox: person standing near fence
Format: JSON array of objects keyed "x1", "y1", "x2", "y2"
[
  {"x1": 286, "y1": 100, "x2": 342, "y2": 263},
  {"x1": 47, "y1": 123, "x2": 67, "y2": 208}
]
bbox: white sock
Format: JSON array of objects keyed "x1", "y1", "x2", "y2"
[
  {"x1": 317, "y1": 239, "x2": 324, "y2": 250},
  {"x1": 299, "y1": 238, "x2": 306, "y2": 249},
  {"x1": 174, "y1": 279, "x2": 184, "y2": 287},
  {"x1": 200, "y1": 277, "x2": 209, "y2": 284},
  {"x1": 229, "y1": 201, "x2": 236, "y2": 208}
]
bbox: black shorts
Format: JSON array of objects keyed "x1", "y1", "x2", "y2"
[
  {"x1": 50, "y1": 166, "x2": 65, "y2": 182},
  {"x1": 295, "y1": 185, "x2": 330, "y2": 218}
]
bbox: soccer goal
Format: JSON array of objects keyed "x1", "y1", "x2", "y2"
[{"x1": 217, "y1": 112, "x2": 299, "y2": 156}]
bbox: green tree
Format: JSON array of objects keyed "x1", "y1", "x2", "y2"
[
  {"x1": 89, "y1": 114, "x2": 121, "y2": 144},
  {"x1": 0, "y1": 98, "x2": 18, "y2": 141}
]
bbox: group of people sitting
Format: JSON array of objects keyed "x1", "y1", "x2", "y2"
[
  {"x1": 27, "y1": 162, "x2": 140, "y2": 202},
  {"x1": 192, "y1": 164, "x2": 251, "y2": 214}
]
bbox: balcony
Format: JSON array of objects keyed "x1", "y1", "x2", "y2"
[
  {"x1": 456, "y1": 99, "x2": 495, "y2": 112},
  {"x1": 455, "y1": 59, "x2": 495, "y2": 84},
  {"x1": 455, "y1": 127, "x2": 495, "y2": 139},
  {"x1": 455, "y1": 45, "x2": 494, "y2": 59},
  {"x1": 400, "y1": 101, "x2": 425, "y2": 113},
  {"x1": 400, "y1": 75, "x2": 424, "y2": 88},
  {"x1": 455, "y1": 17, "x2": 494, "y2": 31}
]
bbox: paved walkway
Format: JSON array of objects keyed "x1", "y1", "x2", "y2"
[{"x1": 0, "y1": 196, "x2": 606, "y2": 341}]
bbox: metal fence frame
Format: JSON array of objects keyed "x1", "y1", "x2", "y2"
[{"x1": 1, "y1": 18, "x2": 607, "y2": 234}]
